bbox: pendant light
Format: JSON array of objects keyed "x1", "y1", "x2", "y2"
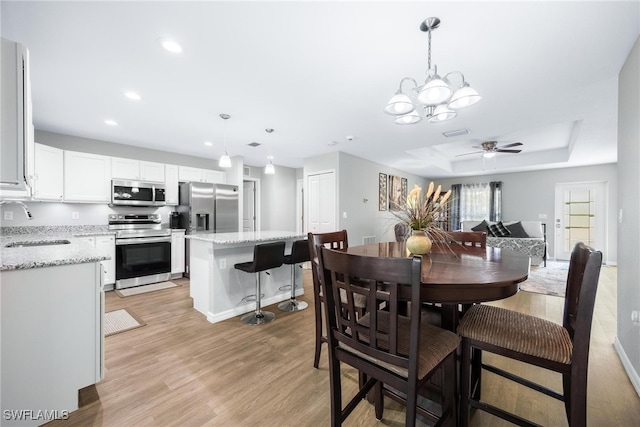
[
  {"x1": 264, "y1": 128, "x2": 275, "y2": 175},
  {"x1": 218, "y1": 114, "x2": 231, "y2": 168}
]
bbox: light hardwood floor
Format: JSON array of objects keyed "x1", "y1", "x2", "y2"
[{"x1": 48, "y1": 265, "x2": 640, "y2": 426}]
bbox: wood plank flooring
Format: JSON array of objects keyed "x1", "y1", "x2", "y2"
[{"x1": 46, "y1": 265, "x2": 640, "y2": 426}]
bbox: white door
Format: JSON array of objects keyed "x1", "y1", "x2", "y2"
[
  {"x1": 554, "y1": 181, "x2": 607, "y2": 260},
  {"x1": 307, "y1": 171, "x2": 336, "y2": 233},
  {"x1": 243, "y1": 180, "x2": 256, "y2": 232}
]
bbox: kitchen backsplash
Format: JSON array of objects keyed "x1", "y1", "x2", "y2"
[{"x1": 0, "y1": 202, "x2": 174, "y2": 228}]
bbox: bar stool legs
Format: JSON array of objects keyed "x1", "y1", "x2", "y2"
[
  {"x1": 241, "y1": 270, "x2": 275, "y2": 325},
  {"x1": 278, "y1": 264, "x2": 308, "y2": 312}
]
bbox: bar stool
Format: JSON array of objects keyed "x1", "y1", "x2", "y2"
[
  {"x1": 234, "y1": 241, "x2": 286, "y2": 325},
  {"x1": 278, "y1": 239, "x2": 310, "y2": 312}
]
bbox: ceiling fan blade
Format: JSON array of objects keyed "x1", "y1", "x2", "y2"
[
  {"x1": 498, "y1": 142, "x2": 523, "y2": 149},
  {"x1": 456, "y1": 151, "x2": 484, "y2": 157},
  {"x1": 471, "y1": 145, "x2": 484, "y2": 149},
  {"x1": 495, "y1": 149, "x2": 522, "y2": 154}
]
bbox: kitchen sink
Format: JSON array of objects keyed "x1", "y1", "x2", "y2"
[{"x1": 4, "y1": 239, "x2": 71, "y2": 248}]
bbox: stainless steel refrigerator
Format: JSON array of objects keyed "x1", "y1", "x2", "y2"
[{"x1": 177, "y1": 182, "x2": 239, "y2": 277}]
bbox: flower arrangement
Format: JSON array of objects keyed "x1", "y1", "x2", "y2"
[{"x1": 392, "y1": 182, "x2": 451, "y2": 232}]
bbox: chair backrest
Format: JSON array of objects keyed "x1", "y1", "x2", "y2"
[
  {"x1": 445, "y1": 231, "x2": 487, "y2": 248},
  {"x1": 317, "y1": 246, "x2": 423, "y2": 376},
  {"x1": 563, "y1": 242, "x2": 602, "y2": 345},
  {"x1": 287, "y1": 239, "x2": 310, "y2": 264},
  {"x1": 394, "y1": 223, "x2": 411, "y2": 242},
  {"x1": 252, "y1": 241, "x2": 286, "y2": 272}
]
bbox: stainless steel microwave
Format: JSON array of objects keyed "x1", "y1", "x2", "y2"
[{"x1": 111, "y1": 180, "x2": 166, "y2": 206}]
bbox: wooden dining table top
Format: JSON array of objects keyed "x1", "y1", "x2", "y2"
[{"x1": 347, "y1": 242, "x2": 531, "y2": 305}]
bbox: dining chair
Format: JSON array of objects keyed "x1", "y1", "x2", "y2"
[
  {"x1": 307, "y1": 230, "x2": 358, "y2": 368},
  {"x1": 317, "y1": 246, "x2": 460, "y2": 427},
  {"x1": 457, "y1": 242, "x2": 603, "y2": 427}
]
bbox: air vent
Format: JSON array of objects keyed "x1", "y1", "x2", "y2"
[
  {"x1": 244, "y1": 166, "x2": 251, "y2": 176},
  {"x1": 442, "y1": 128, "x2": 470, "y2": 138},
  {"x1": 248, "y1": 142, "x2": 261, "y2": 147}
]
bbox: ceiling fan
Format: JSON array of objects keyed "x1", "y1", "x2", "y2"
[{"x1": 456, "y1": 141, "x2": 523, "y2": 158}]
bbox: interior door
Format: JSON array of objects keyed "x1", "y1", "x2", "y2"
[
  {"x1": 307, "y1": 171, "x2": 336, "y2": 233},
  {"x1": 243, "y1": 180, "x2": 256, "y2": 232},
  {"x1": 554, "y1": 181, "x2": 607, "y2": 260}
]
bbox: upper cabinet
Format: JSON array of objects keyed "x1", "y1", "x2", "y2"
[
  {"x1": 64, "y1": 151, "x2": 111, "y2": 203},
  {"x1": 112, "y1": 157, "x2": 164, "y2": 182},
  {"x1": 179, "y1": 166, "x2": 225, "y2": 184},
  {"x1": 33, "y1": 143, "x2": 63, "y2": 201},
  {"x1": 165, "y1": 164, "x2": 179, "y2": 205},
  {"x1": 0, "y1": 38, "x2": 34, "y2": 199}
]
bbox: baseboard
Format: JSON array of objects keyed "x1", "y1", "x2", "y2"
[{"x1": 614, "y1": 336, "x2": 640, "y2": 398}]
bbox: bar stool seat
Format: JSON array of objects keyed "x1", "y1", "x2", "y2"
[
  {"x1": 278, "y1": 239, "x2": 310, "y2": 312},
  {"x1": 234, "y1": 241, "x2": 285, "y2": 325}
]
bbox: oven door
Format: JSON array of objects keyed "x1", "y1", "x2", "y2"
[{"x1": 115, "y1": 236, "x2": 172, "y2": 289}]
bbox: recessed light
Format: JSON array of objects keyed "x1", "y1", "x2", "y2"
[
  {"x1": 124, "y1": 91, "x2": 141, "y2": 100},
  {"x1": 104, "y1": 119, "x2": 118, "y2": 126},
  {"x1": 160, "y1": 38, "x2": 183, "y2": 53},
  {"x1": 204, "y1": 141, "x2": 213, "y2": 147}
]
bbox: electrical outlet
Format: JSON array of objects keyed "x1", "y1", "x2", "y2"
[
  {"x1": 632, "y1": 310, "x2": 640, "y2": 325},
  {"x1": 343, "y1": 211, "x2": 348, "y2": 219},
  {"x1": 219, "y1": 258, "x2": 227, "y2": 269},
  {"x1": 72, "y1": 212, "x2": 80, "y2": 220},
  {"x1": 4, "y1": 211, "x2": 14, "y2": 220}
]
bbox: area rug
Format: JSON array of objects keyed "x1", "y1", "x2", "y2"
[
  {"x1": 115, "y1": 281, "x2": 179, "y2": 297},
  {"x1": 520, "y1": 261, "x2": 570, "y2": 297},
  {"x1": 104, "y1": 308, "x2": 145, "y2": 336}
]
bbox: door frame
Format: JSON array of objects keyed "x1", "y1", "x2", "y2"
[{"x1": 242, "y1": 177, "x2": 261, "y2": 232}]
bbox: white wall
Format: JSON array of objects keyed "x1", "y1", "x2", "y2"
[
  {"x1": 435, "y1": 164, "x2": 618, "y2": 264},
  {"x1": 616, "y1": 35, "x2": 640, "y2": 395},
  {"x1": 259, "y1": 164, "x2": 297, "y2": 231}
]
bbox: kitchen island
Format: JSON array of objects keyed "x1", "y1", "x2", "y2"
[{"x1": 185, "y1": 231, "x2": 306, "y2": 323}]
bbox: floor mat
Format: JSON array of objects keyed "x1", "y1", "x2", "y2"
[{"x1": 104, "y1": 308, "x2": 145, "y2": 336}]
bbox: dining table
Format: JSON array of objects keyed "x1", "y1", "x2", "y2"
[{"x1": 346, "y1": 241, "x2": 531, "y2": 332}]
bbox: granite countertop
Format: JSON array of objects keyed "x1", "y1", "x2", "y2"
[
  {"x1": 185, "y1": 230, "x2": 306, "y2": 245},
  {"x1": 0, "y1": 226, "x2": 115, "y2": 271}
]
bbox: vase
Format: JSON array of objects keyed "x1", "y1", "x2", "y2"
[{"x1": 406, "y1": 230, "x2": 432, "y2": 255}]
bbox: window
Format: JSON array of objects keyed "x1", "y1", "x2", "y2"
[{"x1": 450, "y1": 182, "x2": 502, "y2": 230}]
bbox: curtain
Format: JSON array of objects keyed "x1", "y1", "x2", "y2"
[{"x1": 450, "y1": 181, "x2": 502, "y2": 230}]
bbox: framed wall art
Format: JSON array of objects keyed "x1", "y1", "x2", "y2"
[
  {"x1": 378, "y1": 173, "x2": 387, "y2": 211},
  {"x1": 388, "y1": 175, "x2": 407, "y2": 211}
]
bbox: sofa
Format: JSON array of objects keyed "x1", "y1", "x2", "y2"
[{"x1": 461, "y1": 220, "x2": 547, "y2": 266}]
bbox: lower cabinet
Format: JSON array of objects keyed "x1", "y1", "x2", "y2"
[
  {"x1": 171, "y1": 230, "x2": 185, "y2": 276},
  {"x1": 76, "y1": 235, "x2": 115, "y2": 288},
  {"x1": 0, "y1": 262, "x2": 103, "y2": 424}
]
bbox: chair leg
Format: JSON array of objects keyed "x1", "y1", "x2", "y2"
[
  {"x1": 328, "y1": 356, "x2": 343, "y2": 427},
  {"x1": 374, "y1": 380, "x2": 384, "y2": 420},
  {"x1": 313, "y1": 287, "x2": 324, "y2": 368},
  {"x1": 566, "y1": 370, "x2": 587, "y2": 427},
  {"x1": 471, "y1": 347, "x2": 482, "y2": 400},
  {"x1": 241, "y1": 271, "x2": 275, "y2": 325},
  {"x1": 278, "y1": 264, "x2": 308, "y2": 312},
  {"x1": 460, "y1": 338, "x2": 472, "y2": 427}
]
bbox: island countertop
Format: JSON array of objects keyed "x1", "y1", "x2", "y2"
[{"x1": 185, "y1": 230, "x2": 306, "y2": 245}]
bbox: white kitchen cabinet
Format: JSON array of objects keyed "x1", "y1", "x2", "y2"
[
  {"x1": 1, "y1": 262, "x2": 103, "y2": 421},
  {"x1": 0, "y1": 38, "x2": 34, "y2": 199},
  {"x1": 76, "y1": 235, "x2": 115, "y2": 288},
  {"x1": 64, "y1": 151, "x2": 111, "y2": 203},
  {"x1": 33, "y1": 143, "x2": 64, "y2": 201},
  {"x1": 112, "y1": 158, "x2": 165, "y2": 182},
  {"x1": 203, "y1": 169, "x2": 226, "y2": 184},
  {"x1": 178, "y1": 166, "x2": 225, "y2": 184},
  {"x1": 165, "y1": 164, "x2": 179, "y2": 205},
  {"x1": 178, "y1": 166, "x2": 203, "y2": 182},
  {"x1": 171, "y1": 230, "x2": 185, "y2": 276}
]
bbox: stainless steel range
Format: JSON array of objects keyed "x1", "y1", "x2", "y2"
[{"x1": 108, "y1": 213, "x2": 172, "y2": 289}]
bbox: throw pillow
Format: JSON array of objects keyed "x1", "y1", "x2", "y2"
[
  {"x1": 505, "y1": 221, "x2": 530, "y2": 238},
  {"x1": 471, "y1": 220, "x2": 490, "y2": 233},
  {"x1": 487, "y1": 221, "x2": 511, "y2": 237}
]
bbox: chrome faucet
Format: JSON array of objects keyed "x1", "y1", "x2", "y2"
[{"x1": 0, "y1": 200, "x2": 33, "y2": 220}]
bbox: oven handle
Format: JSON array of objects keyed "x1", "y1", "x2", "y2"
[{"x1": 116, "y1": 236, "x2": 172, "y2": 245}]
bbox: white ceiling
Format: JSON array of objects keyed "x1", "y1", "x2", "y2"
[{"x1": 2, "y1": 1, "x2": 639, "y2": 178}]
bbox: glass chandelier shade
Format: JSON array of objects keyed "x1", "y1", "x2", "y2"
[
  {"x1": 218, "y1": 113, "x2": 232, "y2": 168},
  {"x1": 265, "y1": 157, "x2": 275, "y2": 175},
  {"x1": 384, "y1": 17, "x2": 481, "y2": 124}
]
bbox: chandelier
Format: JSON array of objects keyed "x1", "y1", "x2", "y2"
[
  {"x1": 218, "y1": 114, "x2": 232, "y2": 168},
  {"x1": 384, "y1": 17, "x2": 482, "y2": 124}
]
